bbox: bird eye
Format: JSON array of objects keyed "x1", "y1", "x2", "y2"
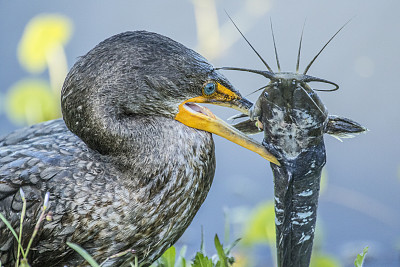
[{"x1": 203, "y1": 82, "x2": 216, "y2": 95}]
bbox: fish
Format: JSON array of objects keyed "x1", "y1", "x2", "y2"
[{"x1": 220, "y1": 15, "x2": 367, "y2": 267}]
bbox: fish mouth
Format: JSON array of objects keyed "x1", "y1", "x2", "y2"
[{"x1": 175, "y1": 98, "x2": 280, "y2": 166}]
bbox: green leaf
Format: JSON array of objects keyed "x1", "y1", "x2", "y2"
[
  {"x1": 192, "y1": 252, "x2": 213, "y2": 267},
  {"x1": 354, "y1": 246, "x2": 368, "y2": 267},
  {"x1": 214, "y1": 235, "x2": 227, "y2": 267},
  {"x1": 158, "y1": 246, "x2": 176, "y2": 267},
  {"x1": 67, "y1": 242, "x2": 100, "y2": 267}
]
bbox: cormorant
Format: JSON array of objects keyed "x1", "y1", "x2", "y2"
[{"x1": 0, "y1": 31, "x2": 278, "y2": 266}]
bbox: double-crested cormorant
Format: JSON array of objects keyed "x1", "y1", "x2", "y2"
[{"x1": 0, "y1": 31, "x2": 278, "y2": 266}]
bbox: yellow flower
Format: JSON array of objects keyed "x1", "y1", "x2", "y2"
[
  {"x1": 310, "y1": 253, "x2": 342, "y2": 267},
  {"x1": 17, "y1": 14, "x2": 72, "y2": 73}
]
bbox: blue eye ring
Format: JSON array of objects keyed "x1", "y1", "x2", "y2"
[{"x1": 203, "y1": 82, "x2": 216, "y2": 95}]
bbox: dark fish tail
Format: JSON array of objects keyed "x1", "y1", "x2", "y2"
[{"x1": 269, "y1": 141, "x2": 326, "y2": 267}]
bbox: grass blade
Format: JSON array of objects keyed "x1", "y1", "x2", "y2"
[
  {"x1": 0, "y1": 213, "x2": 19, "y2": 241},
  {"x1": 354, "y1": 246, "x2": 368, "y2": 267},
  {"x1": 17, "y1": 188, "x2": 28, "y2": 265},
  {"x1": 0, "y1": 212, "x2": 26, "y2": 259},
  {"x1": 67, "y1": 242, "x2": 101, "y2": 267},
  {"x1": 224, "y1": 238, "x2": 241, "y2": 255},
  {"x1": 214, "y1": 234, "x2": 227, "y2": 267}
]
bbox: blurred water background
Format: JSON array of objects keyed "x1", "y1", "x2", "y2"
[{"x1": 0, "y1": 1, "x2": 399, "y2": 266}]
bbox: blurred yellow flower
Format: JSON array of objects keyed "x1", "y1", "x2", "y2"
[
  {"x1": 6, "y1": 79, "x2": 60, "y2": 125},
  {"x1": 17, "y1": 14, "x2": 72, "y2": 73},
  {"x1": 231, "y1": 252, "x2": 251, "y2": 267},
  {"x1": 310, "y1": 253, "x2": 342, "y2": 267}
]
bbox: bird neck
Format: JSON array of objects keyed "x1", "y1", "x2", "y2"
[{"x1": 90, "y1": 116, "x2": 216, "y2": 192}]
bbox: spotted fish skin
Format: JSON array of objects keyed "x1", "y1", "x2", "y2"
[
  {"x1": 252, "y1": 76, "x2": 328, "y2": 267},
  {"x1": 268, "y1": 142, "x2": 325, "y2": 267}
]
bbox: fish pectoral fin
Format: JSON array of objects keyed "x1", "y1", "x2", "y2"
[
  {"x1": 232, "y1": 119, "x2": 263, "y2": 135},
  {"x1": 325, "y1": 115, "x2": 368, "y2": 140}
]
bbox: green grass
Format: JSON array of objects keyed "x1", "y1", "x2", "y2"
[
  {"x1": 354, "y1": 247, "x2": 368, "y2": 267},
  {"x1": 66, "y1": 233, "x2": 237, "y2": 267},
  {"x1": 0, "y1": 189, "x2": 50, "y2": 267}
]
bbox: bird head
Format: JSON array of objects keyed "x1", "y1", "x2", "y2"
[{"x1": 61, "y1": 31, "x2": 278, "y2": 165}]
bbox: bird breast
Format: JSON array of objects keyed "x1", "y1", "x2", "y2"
[{"x1": 0, "y1": 117, "x2": 216, "y2": 266}]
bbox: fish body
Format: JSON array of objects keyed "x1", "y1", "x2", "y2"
[
  {"x1": 223, "y1": 17, "x2": 368, "y2": 267},
  {"x1": 252, "y1": 77, "x2": 327, "y2": 266}
]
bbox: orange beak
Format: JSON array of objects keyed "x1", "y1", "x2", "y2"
[{"x1": 174, "y1": 83, "x2": 280, "y2": 166}]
